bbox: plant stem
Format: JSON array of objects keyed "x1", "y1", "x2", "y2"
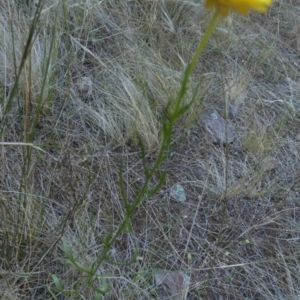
[{"x1": 174, "y1": 11, "x2": 219, "y2": 112}]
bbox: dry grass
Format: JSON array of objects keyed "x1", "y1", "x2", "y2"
[{"x1": 1, "y1": 0, "x2": 300, "y2": 299}]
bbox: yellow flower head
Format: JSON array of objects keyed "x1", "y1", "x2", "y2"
[{"x1": 205, "y1": 0, "x2": 273, "y2": 17}]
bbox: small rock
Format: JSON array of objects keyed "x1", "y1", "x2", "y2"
[
  {"x1": 201, "y1": 109, "x2": 236, "y2": 144},
  {"x1": 262, "y1": 157, "x2": 278, "y2": 171},
  {"x1": 170, "y1": 183, "x2": 186, "y2": 202},
  {"x1": 153, "y1": 270, "x2": 190, "y2": 300}
]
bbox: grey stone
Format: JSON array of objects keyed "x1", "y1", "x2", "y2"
[
  {"x1": 170, "y1": 183, "x2": 186, "y2": 202},
  {"x1": 153, "y1": 270, "x2": 190, "y2": 300},
  {"x1": 201, "y1": 109, "x2": 236, "y2": 144}
]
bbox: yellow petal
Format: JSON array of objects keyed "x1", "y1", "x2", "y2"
[
  {"x1": 204, "y1": 0, "x2": 273, "y2": 17},
  {"x1": 225, "y1": 0, "x2": 272, "y2": 13},
  {"x1": 204, "y1": 0, "x2": 217, "y2": 8}
]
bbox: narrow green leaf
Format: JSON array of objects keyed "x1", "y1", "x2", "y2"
[
  {"x1": 51, "y1": 274, "x2": 63, "y2": 292},
  {"x1": 62, "y1": 237, "x2": 74, "y2": 262}
]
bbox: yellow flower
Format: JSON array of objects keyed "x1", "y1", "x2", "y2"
[{"x1": 205, "y1": 0, "x2": 273, "y2": 17}]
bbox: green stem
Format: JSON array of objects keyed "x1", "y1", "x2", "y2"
[
  {"x1": 88, "y1": 8, "x2": 220, "y2": 287},
  {"x1": 175, "y1": 10, "x2": 220, "y2": 112}
]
